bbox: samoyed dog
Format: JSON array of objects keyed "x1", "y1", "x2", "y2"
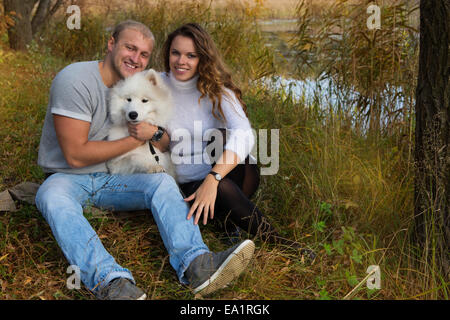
[{"x1": 106, "y1": 69, "x2": 175, "y2": 178}]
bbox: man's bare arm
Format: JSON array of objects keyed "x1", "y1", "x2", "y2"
[{"x1": 54, "y1": 115, "x2": 144, "y2": 168}]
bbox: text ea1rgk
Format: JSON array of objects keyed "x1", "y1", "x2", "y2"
[{"x1": 179, "y1": 303, "x2": 270, "y2": 317}]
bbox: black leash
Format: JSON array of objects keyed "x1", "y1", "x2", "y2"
[{"x1": 148, "y1": 142, "x2": 160, "y2": 163}]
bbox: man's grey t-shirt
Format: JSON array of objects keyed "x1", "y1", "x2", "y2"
[{"x1": 38, "y1": 61, "x2": 110, "y2": 174}]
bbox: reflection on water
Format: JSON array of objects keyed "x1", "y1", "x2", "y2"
[
  {"x1": 257, "y1": 75, "x2": 407, "y2": 128},
  {"x1": 257, "y1": 19, "x2": 297, "y2": 32},
  {"x1": 259, "y1": 75, "x2": 358, "y2": 108}
]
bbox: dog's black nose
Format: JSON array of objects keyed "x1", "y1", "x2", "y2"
[{"x1": 128, "y1": 111, "x2": 138, "y2": 120}]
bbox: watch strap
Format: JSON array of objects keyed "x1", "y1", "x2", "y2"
[
  {"x1": 208, "y1": 171, "x2": 222, "y2": 181},
  {"x1": 151, "y1": 126, "x2": 165, "y2": 142}
]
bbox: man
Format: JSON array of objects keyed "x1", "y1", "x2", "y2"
[{"x1": 35, "y1": 20, "x2": 255, "y2": 300}]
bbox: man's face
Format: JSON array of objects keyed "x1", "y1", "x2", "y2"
[{"x1": 108, "y1": 28, "x2": 153, "y2": 80}]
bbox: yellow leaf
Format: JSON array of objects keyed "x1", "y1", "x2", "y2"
[
  {"x1": 280, "y1": 267, "x2": 289, "y2": 273},
  {"x1": 303, "y1": 43, "x2": 312, "y2": 51},
  {"x1": 352, "y1": 175, "x2": 361, "y2": 184},
  {"x1": 344, "y1": 200, "x2": 359, "y2": 209}
]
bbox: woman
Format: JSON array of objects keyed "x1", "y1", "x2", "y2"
[
  {"x1": 161, "y1": 23, "x2": 263, "y2": 232},
  {"x1": 132, "y1": 23, "x2": 314, "y2": 258}
]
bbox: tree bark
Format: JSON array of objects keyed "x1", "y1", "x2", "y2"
[
  {"x1": 3, "y1": 0, "x2": 36, "y2": 50},
  {"x1": 31, "y1": 0, "x2": 65, "y2": 36},
  {"x1": 414, "y1": 0, "x2": 450, "y2": 276},
  {"x1": 31, "y1": 0, "x2": 50, "y2": 35},
  {"x1": 3, "y1": 0, "x2": 65, "y2": 50}
]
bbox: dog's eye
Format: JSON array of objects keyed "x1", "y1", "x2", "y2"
[
  {"x1": 126, "y1": 98, "x2": 132, "y2": 102},
  {"x1": 142, "y1": 99, "x2": 148, "y2": 103}
]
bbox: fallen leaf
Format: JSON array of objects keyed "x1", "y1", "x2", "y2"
[{"x1": 344, "y1": 200, "x2": 359, "y2": 209}]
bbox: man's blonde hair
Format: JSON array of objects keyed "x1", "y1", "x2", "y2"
[{"x1": 112, "y1": 20, "x2": 155, "y2": 43}]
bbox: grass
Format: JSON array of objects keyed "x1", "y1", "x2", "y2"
[{"x1": 0, "y1": 0, "x2": 447, "y2": 300}]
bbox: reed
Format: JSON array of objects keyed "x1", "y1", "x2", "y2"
[{"x1": 291, "y1": 0, "x2": 419, "y2": 134}]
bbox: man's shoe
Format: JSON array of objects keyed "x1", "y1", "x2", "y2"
[
  {"x1": 96, "y1": 278, "x2": 147, "y2": 300},
  {"x1": 185, "y1": 239, "x2": 255, "y2": 296}
]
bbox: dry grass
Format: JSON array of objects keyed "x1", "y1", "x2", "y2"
[{"x1": 62, "y1": 0, "x2": 333, "y2": 19}]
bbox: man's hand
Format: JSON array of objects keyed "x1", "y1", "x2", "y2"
[
  {"x1": 127, "y1": 122, "x2": 157, "y2": 141},
  {"x1": 128, "y1": 122, "x2": 170, "y2": 152}
]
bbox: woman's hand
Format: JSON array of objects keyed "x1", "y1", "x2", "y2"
[
  {"x1": 184, "y1": 150, "x2": 240, "y2": 225},
  {"x1": 185, "y1": 175, "x2": 219, "y2": 225},
  {"x1": 127, "y1": 122, "x2": 158, "y2": 141}
]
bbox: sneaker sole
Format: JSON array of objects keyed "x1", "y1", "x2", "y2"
[
  {"x1": 137, "y1": 293, "x2": 147, "y2": 300},
  {"x1": 193, "y1": 239, "x2": 255, "y2": 296}
]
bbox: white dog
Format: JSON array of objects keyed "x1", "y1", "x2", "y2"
[{"x1": 106, "y1": 69, "x2": 175, "y2": 178}]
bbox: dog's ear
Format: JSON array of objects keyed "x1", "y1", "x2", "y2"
[
  {"x1": 145, "y1": 69, "x2": 159, "y2": 86},
  {"x1": 144, "y1": 69, "x2": 172, "y2": 101}
]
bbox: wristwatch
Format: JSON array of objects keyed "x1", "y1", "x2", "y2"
[
  {"x1": 151, "y1": 126, "x2": 165, "y2": 142},
  {"x1": 209, "y1": 171, "x2": 222, "y2": 181}
]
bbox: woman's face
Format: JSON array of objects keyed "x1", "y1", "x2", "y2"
[{"x1": 169, "y1": 35, "x2": 200, "y2": 82}]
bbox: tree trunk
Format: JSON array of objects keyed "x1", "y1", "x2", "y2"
[
  {"x1": 3, "y1": 0, "x2": 65, "y2": 50},
  {"x1": 31, "y1": 0, "x2": 50, "y2": 35},
  {"x1": 3, "y1": 0, "x2": 36, "y2": 50},
  {"x1": 31, "y1": 0, "x2": 65, "y2": 36},
  {"x1": 414, "y1": 0, "x2": 450, "y2": 277}
]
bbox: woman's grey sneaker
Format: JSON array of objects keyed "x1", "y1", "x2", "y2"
[
  {"x1": 185, "y1": 239, "x2": 255, "y2": 296},
  {"x1": 96, "y1": 278, "x2": 147, "y2": 300}
]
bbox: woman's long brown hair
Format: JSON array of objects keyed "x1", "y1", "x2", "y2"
[{"x1": 162, "y1": 23, "x2": 247, "y2": 122}]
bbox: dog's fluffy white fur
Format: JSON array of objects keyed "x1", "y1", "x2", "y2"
[{"x1": 106, "y1": 69, "x2": 175, "y2": 178}]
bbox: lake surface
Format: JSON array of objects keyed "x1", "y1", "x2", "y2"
[
  {"x1": 258, "y1": 19, "x2": 297, "y2": 33},
  {"x1": 257, "y1": 19, "x2": 341, "y2": 106},
  {"x1": 256, "y1": 19, "x2": 407, "y2": 117}
]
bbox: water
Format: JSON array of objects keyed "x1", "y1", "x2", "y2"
[
  {"x1": 260, "y1": 75, "x2": 333, "y2": 103},
  {"x1": 260, "y1": 75, "x2": 406, "y2": 114},
  {"x1": 257, "y1": 19, "x2": 297, "y2": 33},
  {"x1": 258, "y1": 75, "x2": 359, "y2": 111},
  {"x1": 256, "y1": 19, "x2": 408, "y2": 123}
]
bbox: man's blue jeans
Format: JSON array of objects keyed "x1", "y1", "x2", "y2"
[{"x1": 35, "y1": 172, "x2": 209, "y2": 293}]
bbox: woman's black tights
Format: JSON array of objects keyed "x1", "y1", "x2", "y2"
[{"x1": 180, "y1": 163, "x2": 286, "y2": 244}]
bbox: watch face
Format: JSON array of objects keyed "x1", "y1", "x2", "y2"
[
  {"x1": 152, "y1": 129, "x2": 163, "y2": 141},
  {"x1": 209, "y1": 171, "x2": 222, "y2": 181}
]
